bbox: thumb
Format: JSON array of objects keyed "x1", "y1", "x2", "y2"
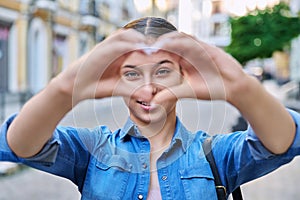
[{"x1": 151, "y1": 82, "x2": 197, "y2": 105}]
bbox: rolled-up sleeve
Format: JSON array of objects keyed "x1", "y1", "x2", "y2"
[
  {"x1": 246, "y1": 109, "x2": 300, "y2": 160},
  {"x1": 212, "y1": 109, "x2": 300, "y2": 193},
  {"x1": 0, "y1": 114, "x2": 21, "y2": 162},
  {"x1": 24, "y1": 135, "x2": 60, "y2": 165},
  {"x1": 0, "y1": 114, "x2": 91, "y2": 189},
  {"x1": 0, "y1": 114, "x2": 61, "y2": 165}
]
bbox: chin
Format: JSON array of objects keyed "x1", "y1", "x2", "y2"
[{"x1": 131, "y1": 111, "x2": 169, "y2": 126}]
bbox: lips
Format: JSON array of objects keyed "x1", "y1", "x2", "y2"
[
  {"x1": 137, "y1": 100, "x2": 150, "y2": 106},
  {"x1": 136, "y1": 100, "x2": 153, "y2": 111}
]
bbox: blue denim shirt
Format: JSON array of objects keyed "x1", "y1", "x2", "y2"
[{"x1": 1, "y1": 109, "x2": 300, "y2": 200}]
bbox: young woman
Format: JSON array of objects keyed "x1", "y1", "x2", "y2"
[{"x1": 1, "y1": 17, "x2": 300, "y2": 200}]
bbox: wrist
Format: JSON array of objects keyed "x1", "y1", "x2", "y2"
[
  {"x1": 48, "y1": 75, "x2": 77, "y2": 109},
  {"x1": 50, "y1": 60, "x2": 89, "y2": 106},
  {"x1": 227, "y1": 75, "x2": 263, "y2": 109}
]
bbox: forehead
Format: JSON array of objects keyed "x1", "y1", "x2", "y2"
[{"x1": 123, "y1": 50, "x2": 180, "y2": 66}]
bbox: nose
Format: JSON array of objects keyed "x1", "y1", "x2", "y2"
[{"x1": 141, "y1": 83, "x2": 157, "y2": 96}]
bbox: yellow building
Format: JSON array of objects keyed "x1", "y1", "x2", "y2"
[{"x1": 0, "y1": 0, "x2": 135, "y2": 95}]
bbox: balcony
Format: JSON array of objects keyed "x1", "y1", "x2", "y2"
[{"x1": 34, "y1": 0, "x2": 57, "y2": 12}]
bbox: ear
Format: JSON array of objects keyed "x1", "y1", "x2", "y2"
[
  {"x1": 178, "y1": 65, "x2": 184, "y2": 84},
  {"x1": 179, "y1": 65, "x2": 184, "y2": 76}
]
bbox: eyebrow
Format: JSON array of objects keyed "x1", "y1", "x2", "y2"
[
  {"x1": 154, "y1": 60, "x2": 173, "y2": 67},
  {"x1": 122, "y1": 65, "x2": 137, "y2": 69},
  {"x1": 122, "y1": 59, "x2": 174, "y2": 69}
]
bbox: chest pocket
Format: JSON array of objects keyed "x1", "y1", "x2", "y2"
[
  {"x1": 179, "y1": 161, "x2": 218, "y2": 200},
  {"x1": 96, "y1": 154, "x2": 132, "y2": 172},
  {"x1": 82, "y1": 154, "x2": 132, "y2": 200}
]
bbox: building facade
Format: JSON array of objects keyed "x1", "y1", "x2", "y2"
[
  {"x1": 290, "y1": 0, "x2": 300, "y2": 84},
  {"x1": 0, "y1": 0, "x2": 298, "y2": 97},
  {"x1": 0, "y1": 0, "x2": 137, "y2": 96}
]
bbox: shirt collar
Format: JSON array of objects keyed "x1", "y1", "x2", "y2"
[
  {"x1": 120, "y1": 117, "x2": 195, "y2": 152},
  {"x1": 120, "y1": 118, "x2": 144, "y2": 140},
  {"x1": 171, "y1": 116, "x2": 195, "y2": 152}
]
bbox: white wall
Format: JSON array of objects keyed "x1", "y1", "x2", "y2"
[
  {"x1": 8, "y1": 24, "x2": 18, "y2": 93},
  {"x1": 28, "y1": 18, "x2": 49, "y2": 94}
]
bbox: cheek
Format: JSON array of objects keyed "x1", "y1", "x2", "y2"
[
  {"x1": 154, "y1": 73, "x2": 182, "y2": 87},
  {"x1": 122, "y1": 89, "x2": 141, "y2": 104},
  {"x1": 119, "y1": 78, "x2": 144, "y2": 94},
  {"x1": 122, "y1": 96, "x2": 130, "y2": 107}
]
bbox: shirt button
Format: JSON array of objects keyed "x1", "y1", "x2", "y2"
[
  {"x1": 161, "y1": 175, "x2": 168, "y2": 181},
  {"x1": 138, "y1": 194, "x2": 143, "y2": 199},
  {"x1": 142, "y1": 163, "x2": 147, "y2": 169}
]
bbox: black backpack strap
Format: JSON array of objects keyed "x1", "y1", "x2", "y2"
[
  {"x1": 232, "y1": 186, "x2": 243, "y2": 200},
  {"x1": 202, "y1": 137, "x2": 243, "y2": 200},
  {"x1": 203, "y1": 137, "x2": 227, "y2": 200}
]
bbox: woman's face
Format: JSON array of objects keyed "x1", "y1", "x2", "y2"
[{"x1": 120, "y1": 50, "x2": 183, "y2": 125}]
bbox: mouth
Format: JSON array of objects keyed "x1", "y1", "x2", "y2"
[
  {"x1": 137, "y1": 100, "x2": 150, "y2": 106},
  {"x1": 136, "y1": 100, "x2": 154, "y2": 111}
]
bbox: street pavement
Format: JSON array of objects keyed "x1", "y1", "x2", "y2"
[{"x1": 1, "y1": 82, "x2": 300, "y2": 199}]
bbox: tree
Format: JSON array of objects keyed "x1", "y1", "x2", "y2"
[{"x1": 226, "y1": 3, "x2": 300, "y2": 65}]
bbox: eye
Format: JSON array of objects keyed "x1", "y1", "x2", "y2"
[
  {"x1": 123, "y1": 71, "x2": 140, "y2": 80},
  {"x1": 155, "y1": 68, "x2": 171, "y2": 76}
]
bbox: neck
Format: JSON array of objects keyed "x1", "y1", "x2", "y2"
[{"x1": 137, "y1": 113, "x2": 176, "y2": 152}]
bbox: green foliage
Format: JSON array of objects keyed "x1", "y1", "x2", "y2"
[{"x1": 225, "y1": 3, "x2": 300, "y2": 64}]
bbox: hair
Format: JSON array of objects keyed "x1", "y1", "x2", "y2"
[{"x1": 123, "y1": 17, "x2": 177, "y2": 38}]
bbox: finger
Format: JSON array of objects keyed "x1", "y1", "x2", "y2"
[
  {"x1": 156, "y1": 33, "x2": 236, "y2": 102},
  {"x1": 151, "y1": 81, "x2": 197, "y2": 105},
  {"x1": 109, "y1": 28, "x2": 146, "y2": 41}
]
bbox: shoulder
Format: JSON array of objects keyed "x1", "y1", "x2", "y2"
[
  {"x1": 193, "y1": 129, "x2": 246, "y2": 147},
  {"x1": 53, "y1": 125, "x2": 121, "y2": 149}
]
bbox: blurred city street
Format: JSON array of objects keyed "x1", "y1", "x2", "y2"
[
  {"x1": 1, "y1": 82, "x2": 300, "y2": 199},
  {"x1": 1, "y1": 0, "x2": 300, "y2": 199}
]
